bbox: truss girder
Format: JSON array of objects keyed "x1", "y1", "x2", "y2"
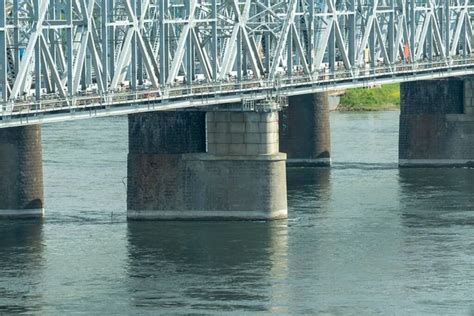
[{"x1": 0, "y1": 0, "x2": 474, "y2": 110}]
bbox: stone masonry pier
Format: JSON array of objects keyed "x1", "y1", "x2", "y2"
[
  {"x1": 279, "y1": 93, "x2": 331, "y2": 166},
  {"x1": 127, "y1": 102, "x2": 287, "y2": 220},
  {"x1": 399, "y1": 78, "x2": 474, "y2": 167},
  {"x1": 0, "y1": 125, "x2": 44, "y2": 218}
]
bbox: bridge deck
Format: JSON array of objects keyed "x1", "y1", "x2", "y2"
[{"x1": 1, "y1": 58, "x2": 473, "y2": 128}]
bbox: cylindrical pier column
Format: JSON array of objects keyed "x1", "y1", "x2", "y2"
[
  {"x1": 0, "y1": 125, "x2": 44, "y2": 218},
  {"x1": 279, "y1": 92, "x2": 331, "y2": 166}
]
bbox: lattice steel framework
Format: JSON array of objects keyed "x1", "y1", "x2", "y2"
[{"x1": 0, "y1": 0, "x2": 474, "y2": 116}]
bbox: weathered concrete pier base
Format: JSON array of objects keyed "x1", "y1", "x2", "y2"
[
  {"x1": 399, "y1": 78, "x2": 474, "y2": 167},
  {"x1": 279, "y1": 93, "x2": 331, "y2": 166},
  {"x1": 127, "y1": 105, "x2": 287, "y2": 220},
  {"x1": 0, "y1": 126, "x2": 44, "y2": 218}
]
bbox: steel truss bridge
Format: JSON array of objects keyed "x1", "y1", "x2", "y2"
[{"x1": 1, "y1": 0, "x2": 474, "y2": 127}]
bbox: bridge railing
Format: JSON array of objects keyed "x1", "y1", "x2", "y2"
[
  {"x1": 2, "y1": 0, "x2": 474, "y2": 110},
  {"x1": 2, "y1": 55, "x2": 474, "y2": 122}
]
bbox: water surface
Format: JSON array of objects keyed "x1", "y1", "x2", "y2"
[{"x1": 1, "y1": 111, "x2": 473, "y2": 314}]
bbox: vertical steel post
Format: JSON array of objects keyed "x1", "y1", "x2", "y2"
[
  {"x1": 49, "y1": 0, "x2": 56, "y2": 93},
  {"x1": 131, "y1": 0, "x2": 138, "y2": 91},
  {"x1": 34, "y1": 0, "x2": 41, "y2": 102},
  {"x1": 444, "y1": 0, "x2": 450, "y2": 60},
  {"x1": 294, "y1": 2, "x2": 300, "y2": 67},
  {"x1": 369, "y1": 16, "x2": 375, "y2": 72},
  {"x1": 410, "y1": 0, "x2": 416, "y2": 63},
  {"x1": 264, "y1": 0, "x2": 271, "y2": 75},
  {"x1": 101, "y1": 0, "x2": 109, "y2": 92},
  {"x1": 462, "y1": 10, "x2": 467, "y2": 58},
  {"x1": 108, "y1": 0, "x2": 115, "y2": 80},
  {"x1": 13, "y1": 0, "x2": 19, "y2": 75},
  {"x1": 164, "y1": 0, "x2": 169, "y2": 80},
  {"x1": 185, "y1": 0, "x2": 193, "y2": 85},
  {"x1": 349, "y1": 0, "x2": 356, "y2": 68},
  {"x1": 211, "y1": 0, "x2": 217, "y2": 80},
  {"x1": 237, "y1": 28, "x2": 242, "y2": 82},
  {"x1": 66, "y1": 0, "x2": 73, "y2": 96},
  {"x1": 388, "y1": 0, "x2": 395, "y2": 64},
  {"x1": 287, "y1": 21, "x2": 293, "y2": 77},
  {"x1": 159, "y1": 0, "x2": 167, "y2": 85},
  {"x1": 329, "y1": 21, "x2": 335, "y2": 72},
  {"x1": 0, "y1": 0, "x2": 6, "y2": 103},
  {"x1": 428, "y1": 10, "x2": 433, "y2": 62},
  {"x1": 137, "y1": 0, "x2": 143, "y2": 86},
  {"x1": 308, "y1": 0, "x2": 314, "y2": 72}
]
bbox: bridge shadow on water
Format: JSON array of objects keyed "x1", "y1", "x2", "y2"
[
  {"x1": 286, "y1": 167, "x2": 331, "y2": 197},
  {"x1": 126, "y1": 220, "x2": 289, "y2": 313},
  {"x1": 397, "y1": 168, "x2": 474, "y2": 313},
  {"x1": 398, "y1": 168, "x2": 474, "y2": 228},
  {"x1": 286, "y1": 167, "x2": 331, "y2": 221},
  {"x1": 0, "y1": 221, "x2": 44, "y2": 314}
]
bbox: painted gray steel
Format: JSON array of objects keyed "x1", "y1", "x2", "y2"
[{"x1": 1, "y1": 0, "x2": 474, "y2": 127}]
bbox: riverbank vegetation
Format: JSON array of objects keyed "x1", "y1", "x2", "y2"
[{"x1": 338, "y1": 83, "x2": 400, "y2": 111}]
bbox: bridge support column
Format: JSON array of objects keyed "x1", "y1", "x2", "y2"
[
  {"x1": 279, "y1": 93, "x2": 331, "y2": 166},
  {"x1": 127, "y1": 105, "x2": 287, "y2": 220},
  {"x1": 0, "y1": 126, "x2": 44, "y2": 218},
  {"x1": 399, "y1": 78, "x2": 474, "y2": 167}
]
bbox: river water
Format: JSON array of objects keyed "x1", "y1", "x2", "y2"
[{"x1": 1, "y1": 111, "x2": 473, "y2": 315}]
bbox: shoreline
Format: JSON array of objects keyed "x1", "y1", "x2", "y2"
[
  {"x1": 331, "y1": 83, "x2": 400, "y2": 112},
  {"x1": 334, "y1": 103, "x2": 400, "y2": 112}
]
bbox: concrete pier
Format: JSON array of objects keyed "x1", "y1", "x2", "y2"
[
  {"x1": 399, "y1": 78, "x2": 474, "y2": 167},
  {"x1": 0, "y1": 126, "x2": 44, "y2": 218},
  {"x1": 279, "y1": 93, "x2": 331, "y2": 166},
  {"x1": 127, "y1": 105, "x2": 287, "y2": 220}
]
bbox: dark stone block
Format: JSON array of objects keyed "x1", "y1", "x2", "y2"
[
  {"x1": 399, "y1": 79, "x2": 474, "y2": 165},
  {"x1": 400, "y1": 79, "x2": 464, "y2": 115},
  {"x1": 129, "y1": 111, "x2": 206, "y2": 154},
  {"x1": 279, "y1": 93, "x2": 331, "y2": 163},
  {"x1": 0, "y1": 125, "x2": 44, "y2": 211}
]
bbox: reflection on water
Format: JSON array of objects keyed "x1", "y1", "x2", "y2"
[
  {"x1": 0, "y1": 222, "x2": 44, "y2": 313},
  {"x1": 398, "y1": 168, "x2": 474, "y2": 314},
  {"x1": 399, "y1": 168, "x2": 474, "y2": 227},
  {"x1": 287, "y1": 167, "x2": 331, "y2": 222},
  {"x1": 287, "y1": 167, "x2": 331, "y2": 198},
  {"x1": 127, "y1": 221, "x2": 288, "y2": 313}
]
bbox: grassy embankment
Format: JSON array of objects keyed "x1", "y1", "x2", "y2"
[{"x1": 338, "y1": 83, "x2": 400, "y2": 111}]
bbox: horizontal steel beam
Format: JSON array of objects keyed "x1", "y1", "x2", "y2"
[
  {"x1": 0, "y1": 0, "x2": 473, "y2": 124},
  {"x1": 2, "y1": 58, "x2": 474, "y2": 128}
]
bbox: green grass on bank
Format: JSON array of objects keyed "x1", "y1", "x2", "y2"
[{"x1": 338, "y1": 83, "x2": 400, "y2": 111}]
